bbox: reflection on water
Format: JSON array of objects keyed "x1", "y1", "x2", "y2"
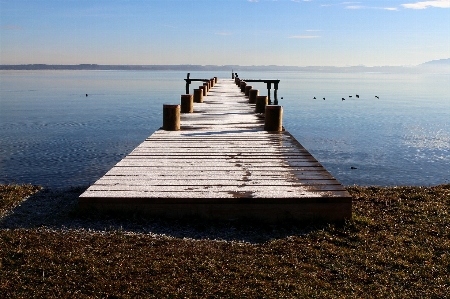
[{"x1": 1, "y1": 70, "x2": 449, "y2": 188}]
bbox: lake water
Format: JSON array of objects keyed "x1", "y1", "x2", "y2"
[{"x1": 1, "y1": 70, "x2": 449, "y2": 189}]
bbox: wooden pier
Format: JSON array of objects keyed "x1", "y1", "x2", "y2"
[{"x1": 79, "y1": 78, "x2": 351, "y2": 221}]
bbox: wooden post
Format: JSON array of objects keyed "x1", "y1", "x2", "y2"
[
  {"x1": 255, "y1": 96, "x2": 268, "y2": 113},
  {"x1": 240, "y1": 81, "x2": 247, "y2": 92},
  {"x1": 185, "y1": 73, "x2": 190, "y2": 94},
  {"x1": 266, "y1": 82, "x2": 272, "y2": 105},
  {"x1": 274, "y1": 81, "x2": 279, "y2": 105},
  {"x1": 181, "y1": 94, "x2": 193, "y2": 113},
  {"x1": 163, "y1": 104, "x2": 180, "y2": 131},
  {"x1": 264, "y1": 105, "x2": 283, "y2": 131},
  {"x1": 244, "y1": 85, "x2": 253, "y2": 97},
  {"x1": 214, "y1": 77, "x2": 218, "y2": 83},
  {"x1": 249, "y1": 89, "x2": 259, "y2": 104},
  {"x1": 194, "y1": 88, "x2": 203, "y2": 103},
  {"x1": 199, "y1": 85, "x2": 207, "y2": 96},
  {"x1": 203, "y1": 83, "x2": 209, "y2": 94}
]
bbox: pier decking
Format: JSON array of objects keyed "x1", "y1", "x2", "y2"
[{"x1": 79, "y1": 78, "x2": 351, "y2": 221}]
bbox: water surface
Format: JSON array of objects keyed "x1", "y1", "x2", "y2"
[{"x1": 1, "y1": 70, "x2": 449, "y2": 188}]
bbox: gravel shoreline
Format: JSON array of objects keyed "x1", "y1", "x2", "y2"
[{"x1": 0, "y1": 186, "x2": 316, "y2": 243}]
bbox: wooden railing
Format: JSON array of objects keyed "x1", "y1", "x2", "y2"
[{"x1": 234, "y1": 73, "x2": 280, "y2": 104}]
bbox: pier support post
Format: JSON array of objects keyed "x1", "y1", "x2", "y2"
[
  {"x1": 244, "y1": 85, "x2": 253, "y2": 97},
  {"x1": 255, "y1": 96, "x2": 268, "y2": 113},
  {"x1": 240, "y1": 81, "x2": 247, "y2": 92},
  {"x1": 185, "y1": 73, "x2": 190, "y2": 94},
  {"x1": 264, "y1": 105, "x2": 283, "y2": 131},
  {"x1": 194, "y1": 88, "x2": 203, "y2": 103},
  {"x1": 181, "y1": 94, "x2": 193, "y2": 113},
  {"x1": 199, "y1": 85, "x2": 207, "y2": 96},
  {"x1": 163, "y1": 104, "x2": 180, "y2": 131},
  {"x1": 267, "y1": 82, "x2": 272, "y2": 104},
  {"x1": 274, "y1": 82, "x2": 279, "y2": 105},
  {"x1": 249, "y1": 89, "x2": 259, "y2": 104},
  {"x1": 214, "y1": 77, "x2": 218, "y2": 84}
]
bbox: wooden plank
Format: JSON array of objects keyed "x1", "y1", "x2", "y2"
[
  {"x1": 80, "y1": 190, "x2": 351, "y2": 201},
  {"x1": 103, "y1": 166, "x2": 331, "y2": 173},
  {"x1": 89, "y1": 178, "x2": 345, "y2": 187}
]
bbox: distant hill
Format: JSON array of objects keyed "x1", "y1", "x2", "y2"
[
  {"x1": 0, "y1": 64, "x2": 239, "y2": 71},
  {"x1": 420, "y1": 58, "x2": 450, "y2": 66},
  {"x1": 417, "y1": 58, "x2": 450, "y2": 73},
  {"x1": 0, "y1": 64, "x2": 417, "y2": 73},
  {"x1": 1, "y1": 60, "x2": 449, "y2": 73}
]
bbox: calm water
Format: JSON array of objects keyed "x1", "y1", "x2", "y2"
[{"x1": 1, "y1": 70, "x2": 449, "y2": 188}]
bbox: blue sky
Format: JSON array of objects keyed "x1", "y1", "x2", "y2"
[{"x1": 1, "y1": 0, "x2": 449, "y2": 66}]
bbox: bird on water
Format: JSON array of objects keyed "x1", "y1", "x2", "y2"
[
  {"x1": 342, "y1": 98, "x2": 345, "y2": 101},
  {"x1": 313, "y1": 97, "x2": 316, "y2": 99},
  {"x1": 375, "y1": 95, "x2": 379, "y2": 99},
  {"x1": 356, "y1": 94, "x2": 359, "y2": 98}
]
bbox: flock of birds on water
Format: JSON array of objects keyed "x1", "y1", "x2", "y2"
[
  {"x1": 87, "y1": 93, "x2": 381, "y2": 101},
  {"x1": 312, "y1": 94, "x2": 379, "y2": 101}
]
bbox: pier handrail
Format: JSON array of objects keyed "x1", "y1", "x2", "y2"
[
  {"x1": 184, "y1": 73, "x2": 211, "y2": 94},
  {"x1": 240, "y1": 78, "x2": 280, "y2": 105}
]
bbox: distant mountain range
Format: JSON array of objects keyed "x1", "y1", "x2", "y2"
[
  {"x1": 1, "y1": 59, "x2": 449, "y2": 73},
  {"x1": 420, "y1": 58, "x2": 450, "y2": 65}
]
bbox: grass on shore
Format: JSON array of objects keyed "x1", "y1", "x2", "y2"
[
  {"x1": 0, "y1": 183, "x2": 449, "y2": 298},
  {"x1": 0, "y1": 184, "x2": 42, "y2": 216}
]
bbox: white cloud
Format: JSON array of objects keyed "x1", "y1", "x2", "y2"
[
  {"x1": 248, "y1": 0, "x2": 259, "y2": 2},
  {"x1": 289, "y1": 35, "x2": 320, "y2": 38},
  {"x1": 401, "y1": 0, "x2": 450, "y2": 9},
  {"x1": 344, "y1": 5, "x2": 398, "y2": 10}
]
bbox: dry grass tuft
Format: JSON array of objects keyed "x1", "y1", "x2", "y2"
[
  {"x1": 0, "y1": 184, "x2": 449, "y2": 298},
  {"x1": 0, "y1": 184, "x2": 41, "y2": 217}
]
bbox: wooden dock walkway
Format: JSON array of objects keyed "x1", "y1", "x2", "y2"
[{"x1": 79, "y1": 78, "x2": 351, "y2": 221}]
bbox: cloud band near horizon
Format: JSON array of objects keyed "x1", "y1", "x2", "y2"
[{"x1": 402, "y1": 0, "x2": 450, "y2": 9}]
